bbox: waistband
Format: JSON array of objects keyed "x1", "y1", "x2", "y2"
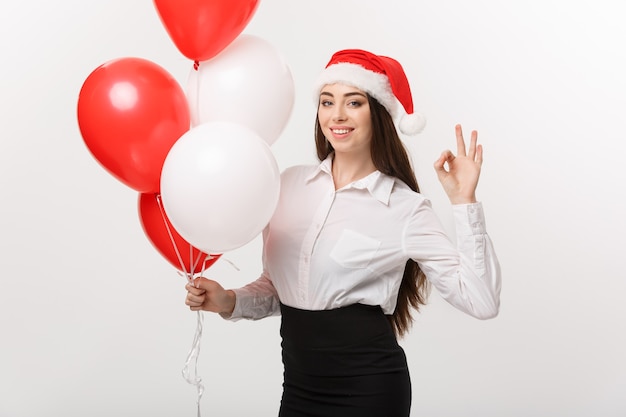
[
  {"x1": 279, "y1": 303, "x2": 405, "y2": 377},
  {"x1": 279, "y1": 302, "x2": 394, "y2": 348}
]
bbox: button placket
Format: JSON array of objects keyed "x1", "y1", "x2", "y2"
[{"x1": 297, "y1": 188, "x2": 335, "y2": 306}]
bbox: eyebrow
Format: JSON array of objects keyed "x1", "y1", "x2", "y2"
[{"x1": 320, "y1": 91, "x2": 367, "y2": 99}]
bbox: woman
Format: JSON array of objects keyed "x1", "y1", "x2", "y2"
[{"x1": 185, "y1": 49, "x2": 501, "y2": 416}]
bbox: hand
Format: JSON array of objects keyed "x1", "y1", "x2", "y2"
[
  {"x1": 434, "y1": 124, "x2": 483, "y2": 204},
  {"x1": 185, "y1": 277, "x2": 236, "y2": 315}
]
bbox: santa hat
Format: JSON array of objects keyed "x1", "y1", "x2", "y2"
[{"x1": 313, "y1": 49, "x2": 426, "y2": 136}]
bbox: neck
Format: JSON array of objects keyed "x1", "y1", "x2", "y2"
[{"x1": 331, "y1": 153, "x2": 376, "y2": 189}]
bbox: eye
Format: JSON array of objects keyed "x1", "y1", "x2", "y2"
[
  {"x1": 320, "y1": 99, "x2": 333, "y2": 107},
  {"x1": 348, "y1": 100, "x2": 362, "y2": 107}
]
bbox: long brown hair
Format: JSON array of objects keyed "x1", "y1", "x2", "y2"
[{"x1": 314, "y1": 94, "x2": 430, "y2": 337}]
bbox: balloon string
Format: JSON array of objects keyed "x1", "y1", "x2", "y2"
[
  {"x1": 220, "y1": 257, "x2": 241, "y2": 272},
  {"x1": 155, "y1": 193, "x2": 208, "y2": 415},
  {"x1": 155, "y1": 193, "x2": 217, "y2": 276},
  {"x1": 154, "y1": 196, "x2": 234, "y2": 417},
  {"x1": 182, "y1": 309, "x2": 205, "y2": 417},
  {"x1": 155, "y1": 194, "x2": 190, "y2": 277}
]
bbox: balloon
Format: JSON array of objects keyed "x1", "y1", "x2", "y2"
[
  {"x1": 153, "y1": 0, "x2": 260, "y2": 62},
  {"x1": 138, "y1": 193, "x2": 220, "y2": 274},
  {"x1": 77, "y1": 57, "x2": 190, "y2": 193},
  {"x1": 160, "y1": 121, "x2": 280, "y2": 254},
  {"x1": 187, "y1": 34, "x2": 295, "y2": 145}
]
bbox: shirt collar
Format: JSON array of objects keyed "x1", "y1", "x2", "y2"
[
  {"x1": 305, "y1": 155, "x2": 395, "y2": 205},
  {"x1": 304, "y1": 155, "x2": 333, "y2": 182}
]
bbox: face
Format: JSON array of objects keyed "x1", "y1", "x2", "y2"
[{"x1": 317, "y1": 83, "x2": 373, "y2": 159}]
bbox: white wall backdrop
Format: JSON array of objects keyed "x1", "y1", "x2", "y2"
[{"x1": 1, "y1": 1, "x2": 625, "y2": 416}]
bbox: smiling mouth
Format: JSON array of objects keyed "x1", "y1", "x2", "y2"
[{"x1": 331, "y1": 128, "x2": 352, "y2": 134}]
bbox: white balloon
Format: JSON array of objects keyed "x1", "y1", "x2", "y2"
[
  {"x1": 160, "y1": 121, "x2": 281, "y2": 254},
  {"x1": 187, "y1": 34, "x2": 295, "y2": 145}
]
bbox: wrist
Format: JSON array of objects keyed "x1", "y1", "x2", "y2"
[
  {"x1": 449, "y1": 195, "x2": 477, "y2": 205},
  {"x1": 223, "y1": 290, "x2": 236, "y2": 315}
]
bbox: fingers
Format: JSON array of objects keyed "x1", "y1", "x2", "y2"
[
  {"x1": 186, "y1": 292, "x2": 203, "y2": 304},
  {"x1": 185, "y1": 282, "x2": 205, "y2": 296},
  {"x1": 185, "y1": 281, "x2": 207, "y2": 309},
  {"x1": 456, "y1": 124, "x2": 481, "y2": 162},
  {"x1": 467, "y1": 129, "x2": 478, "y2": 160},
  {"x1": 455, "y1": 124, "x2": 466, "y2": 157},
  {"x1": 433, "y1": 150, "x2": 454, "y2": 177},
  {"x1": 185, "y1": 291, "x2": 205, "y2": 309}
]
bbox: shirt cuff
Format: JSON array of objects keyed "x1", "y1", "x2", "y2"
[{"x1": 453, "y1": 202, "x2": 486, "y2": 236}]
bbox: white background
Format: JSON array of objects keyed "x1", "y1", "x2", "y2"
[{"x1": 1, "y1": 1, "x2": 625, "y2": 416}]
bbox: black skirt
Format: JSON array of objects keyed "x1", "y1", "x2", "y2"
[{"x1": 278, "y1": 303, "x2": 411, "y2": 417}]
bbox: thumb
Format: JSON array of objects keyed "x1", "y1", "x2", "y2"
[
  {"x1": 193, "y1": 277, "x2": 224, "y2": 293},
  {"x1": 193, "y1": 276, "x2": 211, "y2": 289}
]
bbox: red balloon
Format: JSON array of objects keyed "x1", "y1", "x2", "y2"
[
  {"x1": 77, "y1": 57, "x2": 190, "y2": 193},
  {"x1": 138, "y1": 193, "x2": 220, "y2": 274},
  {"x1": 153, "y1": 0, "x2": 260, "y2": 62}
]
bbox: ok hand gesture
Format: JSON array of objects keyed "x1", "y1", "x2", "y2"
[{"x1": 433, "y1": 124, "x2": 483, "y2": 205}]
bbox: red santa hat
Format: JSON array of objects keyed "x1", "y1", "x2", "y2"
[{"x1": 313, "y1": 49, "x2": 426, "y2": 136}]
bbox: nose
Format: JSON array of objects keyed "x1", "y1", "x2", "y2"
[{"x1": 332, "y1": 105, "x2": 347, "y2": 121}]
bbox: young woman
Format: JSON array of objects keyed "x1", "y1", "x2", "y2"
[{"x1": 185, "y1": 49, "x2": 502, "y2": 417}]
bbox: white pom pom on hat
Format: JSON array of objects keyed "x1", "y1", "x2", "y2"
[{"x1": 313, "y1": 49, "x2": 426, "y2": 136}]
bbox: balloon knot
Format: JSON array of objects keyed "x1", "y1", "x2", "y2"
[{"x1": 193, "y1": 60, "x2": 200, "y2": 71}]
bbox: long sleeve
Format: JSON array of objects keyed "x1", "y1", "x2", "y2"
[
  {"x1": 224, "y1": 273, "x2": 281, "y2": 321},
  {"x1": 405, "y1": 201, "x2": 501, "y2": 319}
]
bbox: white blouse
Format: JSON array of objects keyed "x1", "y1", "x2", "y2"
[{"x1": 227, "y1": 156, "x2": 501, "y2": 320}]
